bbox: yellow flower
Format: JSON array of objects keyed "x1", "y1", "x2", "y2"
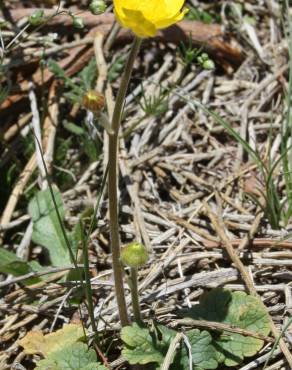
[{"x1": 113, "y1": 0, "x2": 188, "y2": 38}]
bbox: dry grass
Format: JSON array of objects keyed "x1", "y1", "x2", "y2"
[{"x1": 0, "y1": 1, "x2": 291, "y2": 369}]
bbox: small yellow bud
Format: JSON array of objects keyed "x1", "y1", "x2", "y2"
[
  {"x1": 121, "y1": 242, "x2": 149, "y2": 268},
  {"x1": 82, "y1": 90, "x2": 105, "y2": 113}
]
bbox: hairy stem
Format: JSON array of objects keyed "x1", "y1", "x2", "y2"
[{"x1": 108, "y1": 37, "x2": 142, "y2": 327}]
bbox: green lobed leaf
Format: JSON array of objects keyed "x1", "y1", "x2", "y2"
[
  {"x1": 28, "y1": 187, "x2": 75, "y2": 267},
  {"x1": 122, "y1": 323, "x2": 219, "y2": 369},
  {"x1": 35, "y1": 342, "x2": 106, "y2": 370},
  {"x1": 173, "y1": 330, "x2": 219, "y2": 370},
  {"x1": 121, "y1": 323, "x2": 178, "y2": 365},
  {"x1": 122, "y1": 291, "x2": 270, "y2": 369},
  {"x1": 182, "y1": 289, "x2": 270, "y2": 366},
  {"x1": 122, "y1": 324, "x2": 165, "y2": 365}
]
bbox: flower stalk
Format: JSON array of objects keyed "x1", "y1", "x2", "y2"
[
  {"x1": 121, "y1": 242, "x2": 149, "y2": 324},
  {"x1": 129, "y1": 267, "x2": 143, "y2": 325},
  {"x1": 108, "y1": 37, "x2": 142, "y2": 327}
]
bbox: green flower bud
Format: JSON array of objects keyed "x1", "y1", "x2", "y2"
[
  {"x1": 200, "y1": 53, "x2": 209, "y2": 61},
  {"x1": 121, "y1": 242, "x2": 149, "y2": 268},
  {"x1": 89, "y1": 0, "x2": 107, "y2": 15},
  {"x1": 29, "y1": 10, "x2": 44, "y2": 26},
  {"x1": 202, "y1": 59, "x2": 215, "y2": 70},
  {"x1": 72, "y1": 16, "x2": 84, "y2": 29},
  {"x1": 197, "y1": 53, "x2": 215, "y2": 70}
]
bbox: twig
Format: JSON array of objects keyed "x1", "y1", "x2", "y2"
[
  {"x1": 0, "y1": 215, "x2": 30, "y2": 232},
  {"x1": 43, "y1": 83, "x2": 59, "y2": 175},
  {"x1": 0, "y1": 154, "x2": 37, "y2": 226},
  {"x1": 0, "y1": 264, "x2": 94, "y2": 288},
  {"x1": 16, "y1": 221, "x2": 33, "y2": 260},
  {"x1": 204, "y1": 238, "x2": 292, "y2": 250},
  {"x1": 50, "y1": 288, "x2": 74, "y2": 332},
  {"x1": 3, "y1": 112, "x2": 32, "y2": 142},
  {"x1": 28, "y1": 81, "x2": 47, "y2": 189},
  {"x1": 239, "y1": 348, "x2": 282, "y2": 370},
  {"x1": 172, "y1": 318, "x2": 274, "y2": 343},
  {"x1": 160, "y1": 333, "x2": 183, "y2": 370}
]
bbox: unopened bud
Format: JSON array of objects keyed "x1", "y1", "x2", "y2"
[
  {"x1": 121, "y1": 242, "x2": 149, "y2": 268},
  {"x1": 200, "y1": 53, "x2": 209, "y2": 61},
  {"x1": 197, "y1": 53, "x2": 215, "y2": 70},
  {"x1": 89, "y1": 0, "x2": 107, "y2": 15},
  {"x1": 29, "y1": 10, "x2": 45, "y2": 26},
  {"x1": 202, "y1": 59, "x2": 215, "y2": 70},
  {"x1": 73, "y1": 16, "x2": 84, "y2": 29},
  {"x1": 82, "y1": 90, "x2": 105, "y2": 112}
]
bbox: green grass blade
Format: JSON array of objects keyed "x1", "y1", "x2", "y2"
[{"x1": 263, "y1": 316, "x2": 292, "y2": 369}]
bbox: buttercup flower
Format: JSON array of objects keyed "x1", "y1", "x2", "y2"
[{"x1": 113, "y1": 0, "x2": 188, "y2": 38}]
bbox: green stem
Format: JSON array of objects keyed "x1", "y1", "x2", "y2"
[
  {"x1": 81, "y1": 220, "x2": 98, "y2": 338},
  {"x1": 130, "y1": 267, "x2": 143, "y2": 325},
  {"x1": 108, "y1": 37, "x2": 142, "y2": 327}
]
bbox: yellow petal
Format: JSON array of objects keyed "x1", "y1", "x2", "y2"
[
  {"x1": 115, "y1": 8, "x2": 157, "y2": 37},
  {"x1": 164, "y1": 0, "x2": 186, "y2": 16},
  {"x1": 155, "y1": 7, "x2": 188, "y2": 28},
  {"x1": 113, "y1": 0, "x2": 187, "y2": 37}
]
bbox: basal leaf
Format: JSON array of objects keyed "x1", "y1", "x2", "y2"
[
  {"x1": 28, "y1": 187, "x2": 75, "y2": 266},
  {"x1": 121, "y1": 323, "x2": 177, "y2": 365},
  {"x1": 174, "y1": 330, "x2": 219, "y2": 370},
  {"x1": 182, "y1": 289, "x2": 270, "y2": 366},
  {"x1": 19, "y1": 324, "x2": 85, "y2": 357},
  {"x1": 187, "y1": 329, "x2": 218, "y2": 369},
  {"x1": 122, "y1": 324, "x2": 165, "y2": 365},
  {"x1": 122, "y1": 323, "x2": 221, "y2": 369},
  {"x1": 35, "y1": 342, "x2": 106, "y2": 370}
]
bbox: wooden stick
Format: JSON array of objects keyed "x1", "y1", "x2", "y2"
[{"x1": 172, "y1": 318, "x2": 274, "y2": 343}]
